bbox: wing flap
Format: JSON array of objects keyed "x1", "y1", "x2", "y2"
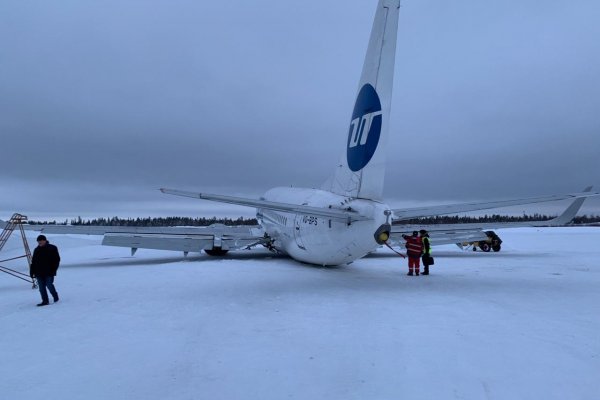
[
  {"x1": 103, "y1": 234, "x2": 215, "y2": 252},
  {"x1": 102, "y1": 233, "x2": 267, "y2": 252},
  {"x1": 389, "y1": 228, "x2": 489, "y2": 247}
]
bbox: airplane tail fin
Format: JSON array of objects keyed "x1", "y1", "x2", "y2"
[{"x1": 323, "y1": 0, "x2": 401, "y2": 200}]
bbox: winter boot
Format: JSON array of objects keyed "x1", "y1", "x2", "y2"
[
  {"x1": 37, "y1": 302, "x2": 49, "y2": 307},
  {"x1": 407, "y1": 272, "x2": 413, "y2": 276}
]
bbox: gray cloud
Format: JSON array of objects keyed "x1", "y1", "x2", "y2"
[{"x1": 1, "y1": 0, "x2": 599, "y2": 219}]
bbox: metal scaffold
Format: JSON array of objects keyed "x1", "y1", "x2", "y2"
[{"x1": 0, "y1": 213, "x2": 36, "y2": 288}]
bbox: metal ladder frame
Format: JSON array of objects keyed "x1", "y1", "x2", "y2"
[{"x1": 0, "y1": 213, "x2": 36, "y2": 288}]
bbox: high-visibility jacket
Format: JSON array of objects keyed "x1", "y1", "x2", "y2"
[
  {"x1": 403, "y1": 235, "x2": 423, "y2": 258},
  {"x1": 422, "y1": 236, "x2": 431, "y2": 255}
]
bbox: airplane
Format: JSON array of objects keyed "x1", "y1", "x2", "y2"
[{"x1": 3, "y1": 0, "x2": 598, "y2": 266}]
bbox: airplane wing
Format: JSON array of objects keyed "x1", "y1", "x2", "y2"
[
  {"x1": 101, "y1": 226, "x2": 267, "y2": 255},
  {"x1": 392, "y1": 188, "x2": 599, "y2": 221},
  {"x1": 389, "y1": 187, "x2": 593, "y2": 247},
  {"x1": 160, "y1": 188, "x2": 371, "y2": 222},
  {"x1": 389, "y1": 226, "x2": 489, "y2": 246},
  {"x1": 0, "y1": 220, "x2": 269, "y2": 255},
  {"x1": 390, "y1": 220, "x2": 561, "y2": 247},
  {"x1": 5, "y1": 223, "x2": 259, "y2": 236}
]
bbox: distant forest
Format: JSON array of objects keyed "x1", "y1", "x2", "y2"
[
  {"x1": 25, "y1": 214, "x2": 600, "y2": 227},
  {"x1": 28, "y1": 216, "x2": 259, "y2": 227},
  {"x1": 401, "y1": 214, "x2": 600, "y2": 225}
]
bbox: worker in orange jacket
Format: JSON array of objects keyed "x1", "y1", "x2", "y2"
[{"x1": 402, "y1": 231, "x2": 423, "y2": 276}]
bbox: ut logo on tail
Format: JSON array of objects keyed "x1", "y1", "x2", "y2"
[
  {"x1": 348, "y1": 110, "x2": 383, "y2": 148},
  {"x1": 347, "y1": 84, "x2": 382, "y2": 172}
]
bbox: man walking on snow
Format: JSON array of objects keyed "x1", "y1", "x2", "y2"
[
  {"x1": 31, "y1": 235, "x2": 60, "y2": 307},
  {"x1": 402, "y1": 231, "x2": 423, "y2": 276}
]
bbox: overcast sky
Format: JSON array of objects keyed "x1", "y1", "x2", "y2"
[{"x1": 1, "y1": 0, "x2": 599, "y2": 220}]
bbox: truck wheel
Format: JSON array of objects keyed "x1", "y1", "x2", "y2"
[
  {"x1": 479, "y1": 242, "x2": 491, "y2": 252},
  {"x1": 492, "y1": 244, "x2": 501, "y2": 252}
]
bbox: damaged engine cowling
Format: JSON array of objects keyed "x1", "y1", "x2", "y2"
[
  {"x1": 205, "y1": 247, "x2": 229, "y2": 256},
  {"x1": 374, "y1": 223, "x2": 392, "y2": 245}
]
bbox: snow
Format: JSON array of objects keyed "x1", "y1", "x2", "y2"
[{"x1": 1, "y1": 227, "x2": 599, "y2": 400}]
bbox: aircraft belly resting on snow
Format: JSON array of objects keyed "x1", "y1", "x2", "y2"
[{"x1": 258, "y1": 187, "x2": 390, "y2": 265}]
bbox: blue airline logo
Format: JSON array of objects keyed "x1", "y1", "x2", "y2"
[{"x1": 347, "y1": 84, "x2": 382, "y2": 172}]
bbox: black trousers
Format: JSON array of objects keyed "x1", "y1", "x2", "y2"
[{"x1": 422, "y1": 257, "x2": 431, "y2": 274}]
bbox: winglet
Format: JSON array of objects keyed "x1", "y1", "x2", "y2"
[
  {"x1": 160, "y1": 188, "x2": 199, "y2": 198},
  {"x1": 546, "y1": 186, "x2": 593, "y2": 226}
]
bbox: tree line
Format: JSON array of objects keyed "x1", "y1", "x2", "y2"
[
  {"x1": 400, "y1": 214, "x2": 600, "y2": 225},
  {"x1": 27, "y1": 216, "x2": 259, "y2": 227},
  {"x1": 25, "y1": 214, "x2": 600, "y2": 226}
]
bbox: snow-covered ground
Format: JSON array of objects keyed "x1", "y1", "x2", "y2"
[{"x1": 1, "y1": 227, "x2": 599, "y2": 400}]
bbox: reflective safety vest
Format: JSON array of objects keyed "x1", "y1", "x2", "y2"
[
  {"x1": 405, "y1": 236, "x2": 423, "y2": 258},
  {"x1": 422, "y1": 236, "x2": 431, "y2": 255}
]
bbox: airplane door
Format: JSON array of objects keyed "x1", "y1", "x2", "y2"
[{"x1": 294, "y1": 215, "x2": 306, "y2": 249}]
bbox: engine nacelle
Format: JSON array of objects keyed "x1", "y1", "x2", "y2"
[
  {"x1": 205, "y1": 247, "x2": 229, "y2": 256},
  {"x1": 374, "y1": 223, "x2": 392, "y2": 244}
]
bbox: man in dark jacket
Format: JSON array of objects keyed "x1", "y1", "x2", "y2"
[
  {"x1": 31, "y1": 235, "x2": 60, "y2": 307},
  {"x1": 420, "y1": 229, "x2": 432, "y2": 275}
]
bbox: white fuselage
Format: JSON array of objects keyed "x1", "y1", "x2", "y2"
[{"x1": 256, "y1": 187, "x2": 390, "y2": 266}]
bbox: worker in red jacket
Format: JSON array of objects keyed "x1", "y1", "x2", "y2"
[{"x1": 402, "y1": 231, "x2": 423, "y2": 276}]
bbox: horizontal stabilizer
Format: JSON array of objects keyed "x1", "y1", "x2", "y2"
[{"x1": 160, "y1": 188, "x2": 371, "y2": 222}]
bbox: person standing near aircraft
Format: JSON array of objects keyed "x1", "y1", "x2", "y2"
[
  {"x1": 402, "y1": 231, "x2": 423, "y2": 276},
  {"x1": 420, "y1": 229, "x2": 432, "y2": 275},
  {"x1": 31, "y1": 235, "x2": 60, "y2": 307}
]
